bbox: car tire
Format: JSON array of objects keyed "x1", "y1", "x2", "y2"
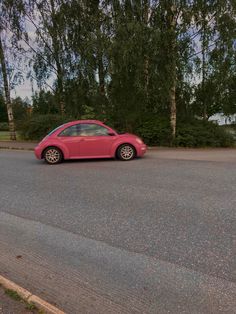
[
  {"x1": 117, "y1": 144, "x2": 135, "y2": 161},
  {"x1": 44, "y1": 147, "x2": 63, "y2": 165}
]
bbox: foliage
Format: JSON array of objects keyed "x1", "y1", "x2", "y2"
[
  {"x1": 2, "y1": 1, "x2": 236, "y2": 146},
  {"x1": 135, "y1": 116, "x2": 234, "y2": 147},
  {"x1": 0, "y1": 122, "x2": 9, "y2": 131},
  {"x1": 4, "y1": 289, "x2": 22, "y2": 301},
  {"x1": 222, "y1": 124, "x2": 236, "y2": 141},
  {"x1": 175, "y1": 119, "x2": 234, "y2": 147},
  {"x1": 135, "y1": 115, "x2": 172, "y2": 146},
  {"x1": 0, "y1": 94, "x2": 29, "y2": 122},
  {"x1": 12, "y1": 97, "x2": 29, "y2": 120},
  {"x1": 32, "y1": 91, "x2": 59, "y2": 115},
  {"x1": 18, "y1": 114, "x2": 70, "y2": 140}
]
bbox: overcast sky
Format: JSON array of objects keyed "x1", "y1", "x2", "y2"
[
  {"x1": 13, "y1": 79, "x2": 32, "y2": 100},
  {"x1": 6, "y1": 17, "x2": 39, "y2": 102}
]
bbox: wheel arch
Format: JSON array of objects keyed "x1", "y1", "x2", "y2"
[
  {"x1": 41, "y1": 145, "x2": 64, "y2": 160},
  {"x1": 115, "y1": 142, "x2": 137, "y2": 158}
]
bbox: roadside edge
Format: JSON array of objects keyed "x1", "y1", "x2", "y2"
[
  {"x1": 0, "y1": 146, "x2": 34, "y2": 151},
  {"x1": 0, "y1": 275, "x2": 65, "y2": 314}
]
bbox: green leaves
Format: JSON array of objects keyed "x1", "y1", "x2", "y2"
[{"x1": 2, "y1": 0, "x2": 236, "y2": 146}]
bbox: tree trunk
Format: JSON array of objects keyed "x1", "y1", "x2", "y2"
[
  {"x1": 143, "y1": 0, "x2": 150, "y2": 101},
  {"x1": 95, "y1": 4, "x2": 107, "y2": 116},
  {"x1": 49, "y1": 0, "x2": 65, "y2": 115},
  {"x1": 202, "y1": 1, "x2": 207, "y2": 120},
  {"x1": 98, "y1": 53, "x2": 105, "y2": 97},
  {"x1": 170, "y1": 80, "x2": 176, "y2": 139},
  {"x1": 0, "y1": 35, "x2": 16, "y2": 140},
  {"x1": 168, "y1": 5, "x2": 177, "y2": 143}
]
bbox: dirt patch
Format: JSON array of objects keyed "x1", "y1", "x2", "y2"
[{"x1": 0, "y1": 285, "x2": 38, "y2": 314}]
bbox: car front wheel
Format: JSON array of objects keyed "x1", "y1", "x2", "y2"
[
  {"x1": 44, "y1": 147, "x2": 63, "y2": 164},
  {"x1": 117, "y1": 144, "x2": 135, "y2": 161}
]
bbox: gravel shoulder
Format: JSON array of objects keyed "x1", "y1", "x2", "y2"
[{"x1": 0, "y1": 285, "x2": 38, "y2": 314}]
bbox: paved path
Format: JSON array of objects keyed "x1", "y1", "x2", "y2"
[{"x1": 0, "y1": 149, "x2": 235, "y2": 313}]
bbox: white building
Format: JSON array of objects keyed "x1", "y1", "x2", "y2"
[{"x1": 209, "y1": 113, "x2": 236, "y2": 125}]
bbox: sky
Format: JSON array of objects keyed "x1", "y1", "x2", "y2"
[
  {"x1": 13, "y1": 79, "x2": 33, "y2": 100},
  {"x1": 4, "y1": 16, "x2": 39, "y2": 102}
]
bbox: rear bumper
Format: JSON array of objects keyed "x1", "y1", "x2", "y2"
[{"x1": 34, "y1": 146, "x2": 42, "y2": 159}]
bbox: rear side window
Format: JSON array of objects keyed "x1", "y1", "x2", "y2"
[
  {"x1": 48, "y1": 124, "x2": 66, "y2": 136},
  {"x1": 79, "y1": 124, "x2": 109, "y2": 136},
  {"x1": 59, "y1": 124, "x2": 81, "y2": 137}
]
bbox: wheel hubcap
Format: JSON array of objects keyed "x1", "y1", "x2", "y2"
[
  {"x1": 45, "y1": 149, "x2": 60, "y2": 163},
  {"x1": 120, "y1": 146, "x2": 134, "y2": 160}
]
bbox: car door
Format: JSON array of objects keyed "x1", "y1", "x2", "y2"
[
  {"x1": 77, "y1": 123, "x2": 115, "y2": 157},
  {"x1": 58, "y1": 124, "x2": 83, "y2": 157}
]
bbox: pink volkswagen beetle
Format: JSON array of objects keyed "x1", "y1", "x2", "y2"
[{"x1": 34, "y1": 120, "x2": 147, "y2": 164}]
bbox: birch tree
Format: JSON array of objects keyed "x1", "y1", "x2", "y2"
[{"x1": 0, "y1": 33, "x2": 16, "y2": 140}]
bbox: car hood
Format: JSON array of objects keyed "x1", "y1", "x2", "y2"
[
  {"x1": 117, "y1": 133, "x2": 137, "y2": 138},
  {"x1": 117, "y1": 133, "x2": 144, "y2": 143}
]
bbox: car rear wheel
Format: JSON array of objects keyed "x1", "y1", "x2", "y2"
[
  {"x1": 117, "y1": 144, "x2": 135, "y2": 161},
  {"x1": 44, "y1": 147, "x2": 63, "y2": 164}
]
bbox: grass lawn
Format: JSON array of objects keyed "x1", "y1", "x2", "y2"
[{"x1": 0, "y1": 131, "x2": 20, "y2": 141}]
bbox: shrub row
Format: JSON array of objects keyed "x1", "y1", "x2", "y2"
[
  {"x1": 0, "y1": 122, "x2": 9, "y2": 131},
  {"x1": 136, "y1": 116, "x2": 234, "y2": 147},
  {"x1": 18, "y1": 114, "x2": 70, "y2": 141},
  {"x1": 175, "y1": 119, "x2": 235, "y2": 147},
  {"x1": 17, "y1": 114, "x2": 235, "y2": 147}
]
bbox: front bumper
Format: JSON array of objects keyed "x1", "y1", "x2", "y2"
[{"x1": 138, "y1": 144, "x2": 147, "y2": 157}]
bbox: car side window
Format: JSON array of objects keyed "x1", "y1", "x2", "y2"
[
  {"x1": 59, "y1": 123, "x2": 110, "y2": 137},
  {"x1": 59, "y1": 124, "x2": 81, "y2": 137},
  {"x1": 78, "y1": 124, "x2": 109, "y2": 136}
]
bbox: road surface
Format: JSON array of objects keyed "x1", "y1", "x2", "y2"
[{"x1": 0, "y1": 149, "x2": 235, "y2": 313}]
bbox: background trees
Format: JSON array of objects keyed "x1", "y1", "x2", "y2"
[{"x1": 0, "y1": 0, "x2": 236, "y2": 145}]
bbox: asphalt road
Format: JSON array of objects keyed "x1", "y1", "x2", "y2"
[{"x1": 0, "y1": 149, "x2": 235, "y2": 313}]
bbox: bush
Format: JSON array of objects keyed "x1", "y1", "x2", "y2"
[
  {"x1": 175, "y1": 119, "x2": 234, "y2": 147},
  {"x1": 0, "y1": 122, "x2": 9, "y2": 131},
  {"x1": 18, "y1": 113, "x2": 235, "y2": 147},
  {"x1": 135, "y1": 116, "x2": 234, "y2": 147},
  {"x1": 135, "y1": 116, "x2": 172, "y2": 146},
  {"x1": 222, "y1": 124, "x2": 236, "y2": 141},
  {"x1": 18, "y1": 114, "x2": 71, "y2": 140}
]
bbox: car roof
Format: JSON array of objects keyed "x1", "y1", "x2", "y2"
[
  {"x1": 62, "y1": 120, "x2": 105, "y2": 127},
  {"x1": 72, "y1": 120, "x2": 104, "y2": 124}
]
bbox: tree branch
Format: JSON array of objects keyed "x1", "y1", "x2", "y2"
[
  {"x1": 12, "y1": 63, "x2": 55, "y2": 92},
  {"x1": 187, "y1": 40, "x2": 219, "y2": 60},
  {"x1": 2, "y1": 17, "x2": 58, "y2": 75}
]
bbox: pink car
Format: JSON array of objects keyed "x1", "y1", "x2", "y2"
[{"x1": 34, "y1": 120, "x2": 147, "y2": 164}]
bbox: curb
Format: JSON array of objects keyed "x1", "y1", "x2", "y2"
[
  {"x1": 0, "y1": 275, "x2": 65, "y2": 314},
  {"x1": 0, "y1": 147, "x2": 34, "y2": 151},
  {"x1": 0, "y1": 145, "x2": 158, "y2": 151},
  {"x1": 0, "y1": 146, "x2": 157, "y2": 151}
]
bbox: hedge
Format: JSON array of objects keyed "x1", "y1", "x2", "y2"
[
  {"x1": 136, "y1": 116, "x2": 234, "y2": 147},
  {"x1": 18, "y1": 114, "x2": 70, "y2": 141},
  {"x1": 18, "y1": 113, "x2": 235, "y2": 147}
]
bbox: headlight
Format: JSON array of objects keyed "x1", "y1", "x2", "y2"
[{"x1": 135, "y1": 138, "x2": 143, "y2": 144}]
